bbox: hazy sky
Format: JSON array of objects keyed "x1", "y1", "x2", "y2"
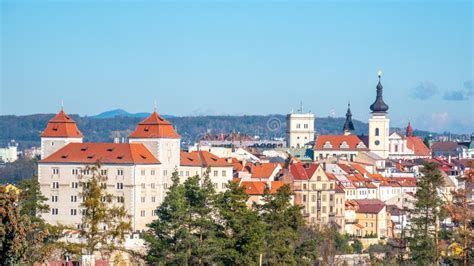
[{"x1": 1, "y1": 1, "x2": 473, "y2": 133}]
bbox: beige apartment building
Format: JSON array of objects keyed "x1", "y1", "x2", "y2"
[
  {"x1": 289, "y1": 162, "x2": 337, "y2": 226},
  {"x1": 38, "y1": 108, "x2": 231, "y2": 232}
]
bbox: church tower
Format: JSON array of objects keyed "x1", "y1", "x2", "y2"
[
  {"x1": 368, "y1": 71, "x2": 390, "y2": 159},
  {"x1": 343, "y1": 102, "x2": 355, "y2": 136},
  {"x1": 40, "y1": 108, "x2": 83, "y2": 159}
]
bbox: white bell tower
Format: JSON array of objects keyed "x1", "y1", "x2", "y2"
[{"x1": 368, "y1": 71, "x2": 390, "y2": 159}]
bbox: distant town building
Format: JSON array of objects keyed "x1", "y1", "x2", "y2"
[
  {"x1": 0, "y1": 140, "x2": 18, "y2": 163},
  {"x1": 198, "y1": 132, "x2": 286, "y2": 149}
]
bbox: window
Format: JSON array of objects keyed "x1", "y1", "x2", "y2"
[
  {"x1": 151, "y1": 196, "x2": 156, "y2": 203},
  {"x1": 322, "y1": 184, "x2": 327, "y2": 190},
  {"x1": 322, "y1": 195, "x2": 326, "y2": 202},
  {"x1": 141, "y1": 170, "x2": 146, "y2": 176},
  {"x1": 186, "y1": 171, "x2": 189, "y2": 177},
  {"x1": 141, "y1": 183, "x2": 146, "y2": 189},
  {"x1": 311, "y1": 206, "x2": 315, "y2": 213},
  {"x1": 329, "y1": 195, "x2": 334, "y2": 201},
  {"x1": 152, "y1": 209, "x2": 158, "y2": 216},
  {"x1": 52, "y1": 182, "x2": 59, "y2": 189},
  {"x1": 330, "y1": 183, "x2": 333, "y2": 189},
  {"x1": 72, "y1": 169, "x2": 79, "y2": 175},
  {"x1": 70, "y1": 209, "x2": 77, "y2": 215},
  {"x1": 141, "y1": 210, "x2": 146, "y2": 217},
  {"x1": 303, "y1": 195, "x2": 307, "y2": 202},
  {"x1": 141, "y1": 197, "x2": 145, "y2": 203},
  {"x1": 164, "y1": 183, "x2": 168, "y2": 189},
  {"x1": 151, "y1": 170, "x2": 155, "y2": 175},
  {"x1": 322, "y1": 206, "x2": 327, "y2": 213},
  {"x1": 311, "y1": 195, "x2": 316, "y2": 202},
  {"x1": 214, "y1": 183, "x2": 218, "y2": 189},
  {"x1": 101, "y1": 169, "x2": 107, "y2": 175},
  {"x1": 304, "y1": 124, "x2": 308, "y2": 129},
  {"x1": 296, "y1": 123, "x2": 301, "y2": 129},
  {"x1": 303, "y1": 184, "x2": 307, "y2": 190},
  {"x1": 100, "y1": 183, "x2": 107, "y2": 189},
  {"x1": 71, "y1": 195, "x2": 77, "y2": 202},
  {"x1": 51, "y1": 142, "x2": 55, "y2": 146},
  {"x1": 179, "y1": 171, "x2": 183, "y2": 176},
  {"x1": 52, "y1": 208, "x2": 58, "y2": 215},
  {"x1": 222, "y1": 183, "x2": 227, "y2": 189},
  {"x1": 151, "y1": 183, "x2": 155, "y2": 189},
  {"x1": 71, "y1": 182, "x2": 78, "y2": 188},
  {"x1": 375, "y1": 128, "x2": 380, "y2": 136},
  {"x1": 213, "y1": 171, "x2": 218, "y2": 177},
  {"x1": 163, "y1": 170, "x2": 168, "y2": 176},
  {"x1": 222, "y1": 170, "x2": 226, "y2": 177},
  {"x1": 117, "y1": 196, "x2": 124, "y2": 203},
  {"x1": 51, "y1": 195, "x2": 58, "y2": 202},
  {"x1": 317, "y1": 176, "x2": 321, "y2": 181},
  {"x1": 52, "y1": 168, "x2": 59, "y2": 175},
  {"x1": 117, "y1": 169, "x2": 124, "y2": 176},
  {"x1": 311, "y1": 184, "x2": 316, "y2": 190},
  {"x1": 117, "y1": 183, "x2": 124, "y2": 189}
]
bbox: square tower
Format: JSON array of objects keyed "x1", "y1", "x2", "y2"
[{"x1": 287, "y1": 111, "x2": 315, "y2": 149}]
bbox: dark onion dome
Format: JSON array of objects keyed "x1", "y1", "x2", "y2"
[
  {"x1": 370, "y1": 72, "x2": 389, "y2": 113},
  {"x1": 343, "y1": 102, "x2": 355, "y2": 132}
]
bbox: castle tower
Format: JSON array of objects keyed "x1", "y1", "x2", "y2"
[
  {"x1": 40, "y1": 108, "x2": 83, "y2": 159},
  {"x1": 343, "y1": 102, "x2": 355, "y2": 136},
  {"x1": 128, "y1": 110, "x2": 181, "y2": 181},
  {"x1": 286, "y1": 103, "x2": 315, "y2": 148},
  {"x1": 368, "y1": 71, "x2": 390, "y2": 159}
]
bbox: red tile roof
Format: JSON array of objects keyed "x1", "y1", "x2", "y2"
[
  {"x1": 180, "y1": 151, "x2": 232, "y2": 167},
  {"x1": 315, "y1": 135, "x2": 368, "y2": 151},
  {"x1": 249, "y1": 163, "x2": 281, "y2": 179},
  {"x1": 240, "y1": 181, "x2": 284, "y2": 195},
  {"x1": 128, "y1": 112, "x2": 180, "y2": 139},
  {"x1": 40, "y1": 143, "x2": 160, "y2": 164},
  {"x1": 41, "y1": 110, "x2": 84, "y2": 138},
  {"x1": 406, "y1": 136, "x2": 431, "y2": 156},
  {"x1": 289, "y1": 163, "x2": 319, "y2": 180},
  {"x1": 354, "y1": 199, "x2": 385, "y2": 214}
]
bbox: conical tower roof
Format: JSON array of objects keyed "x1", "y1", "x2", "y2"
[
  {"x1": 343, "y1": 102, "x2": 355, "y2": 133},
  {"x1": 128, "y1": 112, "x2": 180, "y2": 139},
  {"x1": 370, "y1": 72, "x2": 389, "y2": 113},
  {"x1": 40, "y1": 109, "x2": 83, "y2": 138}
]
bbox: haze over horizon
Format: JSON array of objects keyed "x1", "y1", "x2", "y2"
[{"x1": 1, "y1": 1, "x2": 473, "y2": 134}]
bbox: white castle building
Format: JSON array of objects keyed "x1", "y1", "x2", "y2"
[{"x1": 38, "y1": 109, "x2": 233, "y2": 231}]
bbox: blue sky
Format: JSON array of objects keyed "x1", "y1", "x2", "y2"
[{"x1": 1, "y1": 1, "x2": 473, "y2": 133}]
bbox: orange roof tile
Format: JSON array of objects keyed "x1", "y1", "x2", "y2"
[
  {"x1": 250, "y1": 163, "x2": 280, "y2": 179},
  {"x1": 41, "y1": 110, "x2": 83, "y2": 138},
  {"x1": 40, "y1": 143, "x2": 160, "y2": 164},
  {"x1": 240, "y1": 181, "x2": 266, "y2": 195},
  {"x1": 180, "y1": 151, "x2": 232, "y2": 167},
  {"x1": 289, "y1": 163, "x2": 319, "y2": 180},
  {"x1": 315, "y1": 135, "x2": 368, "y2": 151},
  {"x1": 269, "y1": 181, "x2": 285, "y2": 193},
  {"x1": 128, "y1": 112, "x2": 180, "y2": 139},
  {"x1": 407, "y1": 136, "x2": 431, "y2": 156}
]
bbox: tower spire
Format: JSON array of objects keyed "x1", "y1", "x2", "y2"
[
  {"x1": 406, "y1": 120, "x2": 413, "y2": 137},
  {"x1": 153, "y1": 100, "x2": 157, "y2": 113},
  {"x1": 343, "y1": 101, "x2": 355, "y2": 135},
  {"x1": 370, "y1": 70, "x2": 389, "y2": 113}
]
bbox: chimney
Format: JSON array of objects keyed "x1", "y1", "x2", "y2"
[{"x1": 114, "y1": 137, "x2": 119, "y2": 143}]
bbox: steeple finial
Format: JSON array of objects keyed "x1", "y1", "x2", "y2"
[
  {"x1": 153, "y1": 100, "x2": 157, "y2": 113},
  {"x1": 60, "y1": 99, "x2": 64, "y2": 111},
  {"x1": 370, "y1": 70, "x2": 389, "y2": 113}
]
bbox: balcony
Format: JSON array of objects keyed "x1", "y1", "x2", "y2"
[{"x1": 345, "y1": 218, "x2": 359, "y2": 224}]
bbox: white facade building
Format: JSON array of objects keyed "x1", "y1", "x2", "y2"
[{"x1": 287, "y1": 110, "x2": 315, "y2": 149}]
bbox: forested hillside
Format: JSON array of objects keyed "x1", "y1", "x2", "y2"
[{"x1": 0, "y1": 113, "x2": 437, "y2": 149}]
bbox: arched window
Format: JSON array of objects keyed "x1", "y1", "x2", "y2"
[{"x1": 375, "y1": 128, "x2": 380, "y2": 136}]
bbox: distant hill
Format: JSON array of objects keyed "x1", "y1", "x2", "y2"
[
  {"x1": 91, "y1": 109, "x2": 174, "y2": 119},
  {"x1": 0, "y1": 113, "x2": 452, "y2": 150}
]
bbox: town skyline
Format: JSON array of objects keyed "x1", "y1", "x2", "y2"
[{"x1": 1, "y1": 1, "x2": 472, "y2": 134}]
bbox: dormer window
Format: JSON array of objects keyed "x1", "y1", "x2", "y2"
[
  {"x1": 356, "y1": 142, "x2": 367, "y2": 149},
  {"x1": 80, "y1": 147, "x2": 88, "y2": 151},
  {"x1": 323, "y1": 141, "x2": 333, "y2": 149},
  {"x1": 144, "y1": 126, "x2": 149, "y2": 132},
  {"x1": 339, "y1": 141, "x2": 349, "y2": 149}
]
